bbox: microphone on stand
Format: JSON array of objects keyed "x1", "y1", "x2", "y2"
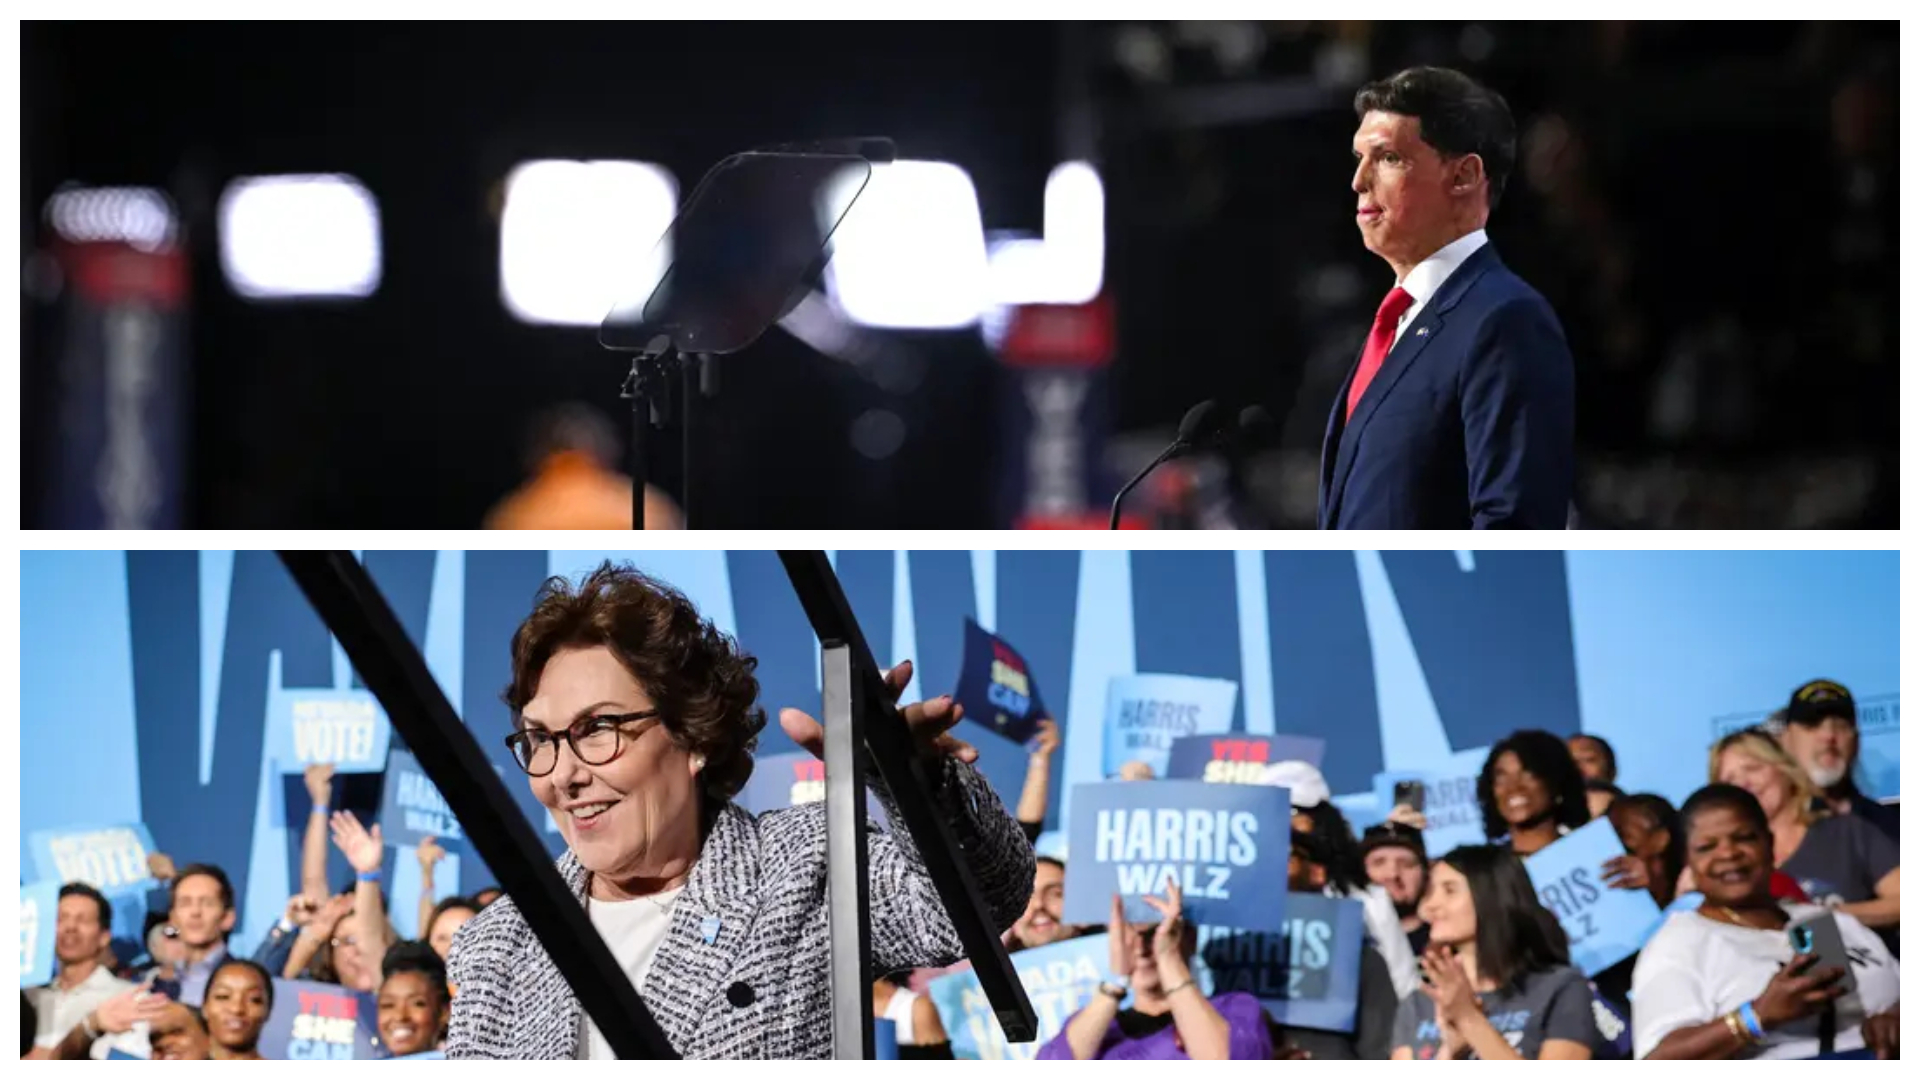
[{"x1": 1109, "y1": 400, "x2": 1224, "y2": 530}]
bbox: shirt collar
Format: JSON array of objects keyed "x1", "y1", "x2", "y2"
[
  {"x1": 54, "y1": 963, "x2": 121, "y2": 994},
  {"x1": 1399, "y1": 229, "x2": 1488, "y2": 308},
  {"x1": 182, "y1": 942, "x2": 229, "y2": 974}
]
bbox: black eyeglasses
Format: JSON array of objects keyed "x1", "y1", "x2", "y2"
[{"x1": 504, "y1": 710, "x2": 661, "y2": 776}]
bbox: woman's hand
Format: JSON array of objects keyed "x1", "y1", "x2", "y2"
[
  {"x1": 1418, "y1": 946, "x2": 1484, "y2": 1028},
  {"x1": 1752, "y1": 952, "x2": 1847, "y2": 1030},
  {"x1": 1602, "y1": 853, "x2": 1652, "y2": 892},
  {"x1": 329, "y1": 811, "x2": 385, "y2": 876},
  {"x1": 416, "y1": 835, "x2": 444, "y2": 873},
  {"x1": 1027, "y1": 718, "x2": 1060, "y2": 760},
  {"x1": 1862, "y1": 1005, "x2": 1899, "y2": 1060},
  {"x1": 1139, "y1": 875, "x2": 1187, "y2": 969},
  {"x1": 307, "y1": 894, "x2": 353, "y2": 941},
  {"x1": 1107, "y1": 895, "x2": 1137, "y2": 980},
  {"x1": 304, "y1": 763, "x2": 336, "y2": 806},
  {"x1": 93, "y1": 985, "x2": 172, "y2": 1035},
  {"x1": 779, "y1": 659, "x2": 978, "y2": 766}
]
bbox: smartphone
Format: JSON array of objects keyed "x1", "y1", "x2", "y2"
[
  {"x1": 1393, "y1": 780, "x2": 1426, "y2": 813},
  {"x1": 1787, "y1": 910, "x2": 1857, "y2": 995}
]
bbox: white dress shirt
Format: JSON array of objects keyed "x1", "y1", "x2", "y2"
[
  {"x1": 1390, "y1": 229, "x2": 1488, "y2": 349},
  {"x1": 29, "y1": 962, "x2": 150, "y2": 1058}
]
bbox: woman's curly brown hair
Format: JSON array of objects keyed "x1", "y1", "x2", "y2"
[{"x1": 503, "y1": 562, "x2": 765, "y2": 819}]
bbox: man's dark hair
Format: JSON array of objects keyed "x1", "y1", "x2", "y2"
[
  {"x1": 58, "y1": 882, "x2": 113, "y2": 931},
  {"x1": 171, "y1": 863, "x2": 235, "y2": 911},
  {"x1": 1477, "y1": 729, "x2": 1592, "y2": 841},
  {"x1": 1035, "y1": 855, "x2": 1066, "y2": 874},
  {"x1": 1438, "y1": 844, "x2": 1570, "y2": 990},
  {"x1": 1354, "y1": 66, "x2": 1517, "y2": 211},
  {"x1": 1585, "y1": 777, "x2": 1624, "y2": 798},
  {"x1": 1569, "y1": 733, "x2": 1619, "y2": 782},
  {"x1": 208, "y1": 957, "x2": 277, "y2": 1012},
  {"x1": 425, "y1": 895, "x2": 479, "y2": 935},
  {"x1": 380, "y1": 940, "x2": 450, "y2": 1006}
]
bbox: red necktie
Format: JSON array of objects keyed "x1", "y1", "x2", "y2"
[{"x1": 1345, "y1": 286, "x2": 1415, "y2": 421}]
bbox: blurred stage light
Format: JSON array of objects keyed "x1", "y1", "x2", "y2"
[
  {"x1": 43, "y1": 185, "x2": 179, "y2": 252},
  {"x1": 1044, "y1": 161, "x2": 1105, "y2": 302},
  {"x1": 219, "y1": 174, "x2": 382, "y2": 300},
  {"x1": 499, "y1": 159, "x2": 678, "y2": 326},
  {"x1": 827, "y1": 160, "x2": 988, "y2": 330}
]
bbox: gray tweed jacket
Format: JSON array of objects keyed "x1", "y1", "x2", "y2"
[{"x1": 445, "y1": 756, "x2": 1033, "y2": 1059}]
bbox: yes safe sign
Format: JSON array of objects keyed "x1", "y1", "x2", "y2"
[{"x1": 1062, "y1": 780, "x2": 1291, "y2": 932}]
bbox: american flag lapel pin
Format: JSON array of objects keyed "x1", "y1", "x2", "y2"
[{"x1": 1416, "y1": 327, "x2": 1430, "y2": 337}]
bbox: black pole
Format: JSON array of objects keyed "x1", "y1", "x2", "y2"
[
  {"x1": 277, "y1": 552, "x2": 678, "y2": 1060},
  {"x1": 681, "y1": 356, "x2": 696, "y2": 529},
  {"x1": 778, "y1": 552, "x2": 1037, "y2": 1044},
  {"x1": 623, "y1": 355, "x2": 648, "y2": 530}
]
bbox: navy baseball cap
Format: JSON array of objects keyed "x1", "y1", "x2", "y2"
[{"x1": 1786, "y1": 679, "x2": 1856, "y2": 725}]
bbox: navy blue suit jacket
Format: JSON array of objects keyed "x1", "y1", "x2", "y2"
[{"x1": 1318, "y1": 242, "x2": 1575, "y2": 529}]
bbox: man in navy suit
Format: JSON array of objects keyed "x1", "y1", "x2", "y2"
[{"x1": 1320, "y1": 67, "x2": 1575, "y2": 529}]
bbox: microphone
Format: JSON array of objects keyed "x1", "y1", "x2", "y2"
[{"x1": 1109, "y1": 400, "x2": 1223, "y2": 530}]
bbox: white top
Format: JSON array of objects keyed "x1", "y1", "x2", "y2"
[
  {"x1": 880, "y1": 985, "x2": 921, "y2": 1045},
  {"x1": 1392, "y1": 228, "x2": 1489, "y2": 348},
  {"x1": 577, "y1": 887, "x2": 684, "y2": 1061},
  {"x1": 28, "y1": 963, "x2": 150, "y2": 1059},
  {"x1": 1631, "y1": 905, "x2": 1899, "y2": 1060}
]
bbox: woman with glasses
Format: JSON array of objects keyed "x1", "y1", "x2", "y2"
[{"x1": 445, "y1": 562, "x2": 1032, "y2": 1059}]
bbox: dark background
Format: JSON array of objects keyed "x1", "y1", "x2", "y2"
[{"x1": 22, "y1": 21, "x2": 1899, "y2": 529}]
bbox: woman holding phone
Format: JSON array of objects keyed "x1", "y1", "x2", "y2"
[{"x1": 1633, "y1": 784, "x2": 1899, "y2": 1060}]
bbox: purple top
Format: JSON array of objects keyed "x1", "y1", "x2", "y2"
[{"x1": 1037, "y1": 991, "x2": 1274, "y2": 1060}]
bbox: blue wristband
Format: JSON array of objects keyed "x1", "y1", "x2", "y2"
[
  {"x1": 1739, "y1": 1001, "x2": 1765, "y2": 1040},
  {"x1": 356, "y1": 871, "x2": 381, "y2": 883}
]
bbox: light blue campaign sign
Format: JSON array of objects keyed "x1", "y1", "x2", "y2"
[
  {"x1": 387, "y1": 1050, "x2": 445, "y2": 1060},
  {"x1": 927, "y1": 933, "x2": 1114, "y2": 1060},
  {"x1": 258, "y1": 978, "x2": 382, "y2": 1060},
  {"x1": 1194, "y1": 893, "x2": 1366, "y2": 1033},
  {"x1": 1370, "y1": 744, "x2": 1490, "y2": 859},
  {"x1": 20, "y1": 881, "x2": 60, "y2": 988},
  {"x1": 1524, "y1": 818, "x2": 1665, "y2": 976},
  {"x1": 267, "y1": 686, "x2": 393, "y2": 775},
  {"x1": 1165, "y1": 733, "x2": 1327, "y2": 784},
  {"x1": 1101, "y1": 673, "x2": 1238, "y2": 779},
  {"x1": 377, "y1": 749, "x2": 465, "y2": 852},
  {"x1": 1062, "y1": 781, "x2": 1290, "y2": 931}
]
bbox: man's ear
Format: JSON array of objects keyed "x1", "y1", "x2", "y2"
[
  {"x1": 1453, "y1": 153, "x2": 1486, "y2": 194},
  {"x1": 219, "y1": 907, "x2": 238, "y2": 934}
]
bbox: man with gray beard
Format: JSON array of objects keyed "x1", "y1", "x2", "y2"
[{"x1": 1779, "y1": 680, "x2": 1898, "y2": 845}]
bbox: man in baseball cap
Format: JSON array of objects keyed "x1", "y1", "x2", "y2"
[
  {"x1": 1780, "y1": 679, "x2": 1897, "y2": 844},
  {"x1": 1359, "y1": 823, "x2": 1431, "y2": 958}
]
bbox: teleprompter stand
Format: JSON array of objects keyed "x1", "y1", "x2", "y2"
[
  {"x1": 279, "y1": 550, "x2": 1035, "y2": 1059},
  {"x1": 600, "y1": 140, "x2": 895, "y2": 530}
]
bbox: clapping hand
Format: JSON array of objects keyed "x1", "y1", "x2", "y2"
[
  {"x1": 93, "y1": 984, "x2": 172, "y2": 1036},
  {"x1": 780, "y1": 659, "x2": 979, "y2": 766},
  {"x1": 1419, "y1": 946, "x2": 1484, "y2": 1028},
  {"x1": 1139, "y1": 876, "x2": 1187, "y2": 965}
]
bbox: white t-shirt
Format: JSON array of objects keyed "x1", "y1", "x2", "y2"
[
  {"x1": 577, "y1": 888, "x2": 683, "y2": 1061},
  {"x1": 28, "y1": 964, "x2": 149, "y2": 1059},
  {"x1": 1631, "y1": 905, "x2": 1899, "y2": 1060}
]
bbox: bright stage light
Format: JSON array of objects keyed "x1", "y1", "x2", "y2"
[
  {"x1": 826, "y1": 160, "x2": 988, "y2": 330},
  {"x1": 1043, "y1": 161, "x2": 1104, "y2": 303},
  {"x1": 43, "y1": 185, "x2": 179, "y2": 252},
  {"x1": 499, "y1": 159, "x2": 678, "y2": 326},
  {"x1": 218, "y1": 174, "x2": 383, "y2": 300}
]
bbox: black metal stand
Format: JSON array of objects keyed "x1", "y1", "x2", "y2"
[
  {"x1": 622, "y1": 349, "x2": 713, "y2": 530},
  {"x1": 277, "y1": 552, "x2": 676, "y2": 1060},
  {"x1": 779, "y1": 552, "x2": 1038, "y2": 1051}
]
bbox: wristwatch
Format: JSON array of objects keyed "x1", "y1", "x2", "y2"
[{"x1": 1097, "y1": 978, "x2": 1129, "y2": 1001}]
